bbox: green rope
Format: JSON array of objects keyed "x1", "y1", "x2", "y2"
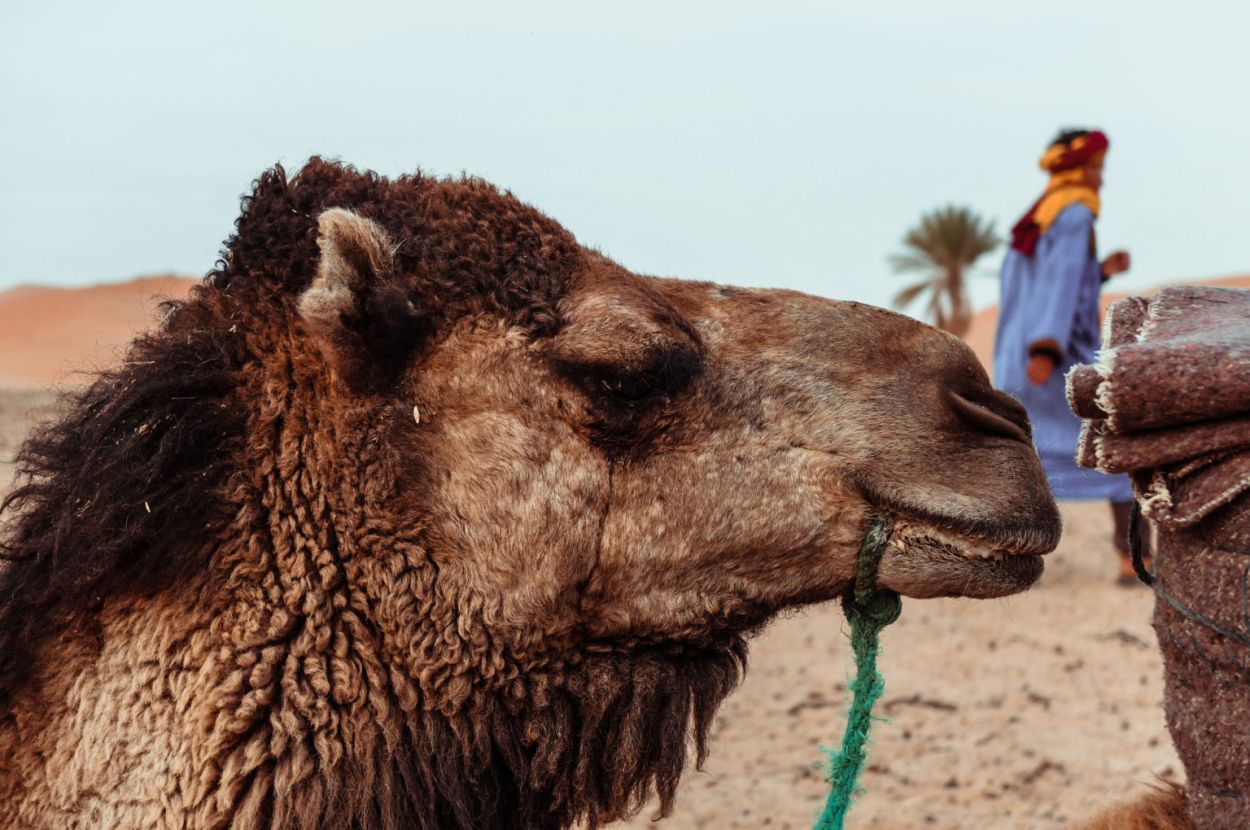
[{"x1": 814, "y1": 511, "x2": 902, "y2": 830}]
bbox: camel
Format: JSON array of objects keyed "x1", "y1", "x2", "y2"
[
  {"x1": 0, "y1": 158, "x2": 1061, "y2": 829},
  {"x1": 1078, "y1": 783, "x2": 1191, "y2": 829}
]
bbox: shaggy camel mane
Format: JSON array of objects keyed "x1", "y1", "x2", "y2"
[
  {"x1": 0, "y1": 159, "x2": 748, "y2": 827},
  {"x1": 0, "y1": 159, "x2": 581, "y2": 703},
  {"x1": 0, "y1": 297, "x2": 245, "y2": 708}
]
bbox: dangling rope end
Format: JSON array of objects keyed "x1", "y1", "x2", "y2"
[{"x1": 814, "y1": 511, "x2": 903, "y2": 830}]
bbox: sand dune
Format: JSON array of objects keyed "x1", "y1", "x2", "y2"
[{"x1": 0, "y1": 274, "x2": 196, "y2": 388}]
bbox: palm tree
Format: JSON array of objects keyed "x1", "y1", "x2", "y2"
[{"x1": 889, "y1": 205, "x2": 1000, "y2": 338}]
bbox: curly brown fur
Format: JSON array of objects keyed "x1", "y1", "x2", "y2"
[
  {"x1": 0, "y1": 160, "x2": 717, "y2": 828},
  {"x1": 211, "y1": 157, "x2": 578, "y2": 338},
  {"x1": 0, "y1": 293, "x2": 246, "y2": 709},
  {"x1": 1074, "y1": 782, "x2": 1192, "y2": 830},
  {"x1": 347, "y1": 644, "x2": 745, "y2": 830},
  {"x1": 0, "y1": 158, "x2": 580, "y2": 705}
]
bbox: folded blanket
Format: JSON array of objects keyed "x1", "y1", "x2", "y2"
[
  {"x1": 1068, "y1": 285, "x2": 1250, "y2": 828},
  {"x1": 1068, "y1": 286, "x2": 1250, "y2": 531},
  {"x1": 1077, "y1": 415, "x2": 1250, "y2": 474},
  {"x1": 1068, "y1": 286, "x2": 1250, "y2": 430},
  {"x1": 1136, "y1": 451, "x2": 1250, "y2": 530},
  {"x1": 1075, "y1": 412, "x2": 1250, "y2": 472}
]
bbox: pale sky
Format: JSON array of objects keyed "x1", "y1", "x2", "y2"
[{"x1": 2, "y1": 0, "x2": 1247, "y2": 315}]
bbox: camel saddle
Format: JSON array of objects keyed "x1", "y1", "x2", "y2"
[{"x1": 1069, "y1": 285, "x2": 1250, "y2": 830}]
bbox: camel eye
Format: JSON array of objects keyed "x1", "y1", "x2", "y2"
[
  {"x1": 561, "y1": 346, "x2": 701, "y2": 413},
  {"x1": 599, "y1": 374, "x2": 657, "y2": 404}
]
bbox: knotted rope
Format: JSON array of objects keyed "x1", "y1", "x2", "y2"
[{"x1": 814, "y1": 511, "x2": 902, "y2": 830}]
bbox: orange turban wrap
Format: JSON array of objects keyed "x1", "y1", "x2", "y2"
[{"x1": 1010, "y1": 131, "x2": 1108, "y2": 255}]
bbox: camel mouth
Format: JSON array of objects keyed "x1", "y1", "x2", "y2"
[
  {"x1": 874, "y1": 515, "x2": 1049, "y2": 600},
  {"x1": 891, "y1": 518, "x2": 1048, "y2": 560}
]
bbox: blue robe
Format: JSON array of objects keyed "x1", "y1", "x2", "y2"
[{"x1": 993, "y1": 203, "x2": 1132, "y2": 501}]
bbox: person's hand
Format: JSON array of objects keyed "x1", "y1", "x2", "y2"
[
  {"x1": 1027, "y1": 352, "x2": 1058, "y2": 386},
  {"x1": 1101, "y1": 250, "x2": 1131, "y2": 279}
]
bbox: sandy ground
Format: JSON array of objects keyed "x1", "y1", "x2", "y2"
[
  {"x1": 612, "y1": 501, "x2": 1179, "y2": 830},
  {"x1": 0, "y1": 386, "x2": 1179, "y2": 830},
  {"x1": 0, "y1": 388, "x2": 62, "y2": 488}
]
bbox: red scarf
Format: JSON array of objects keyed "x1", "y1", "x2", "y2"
[{"x1": 1010, "y1": 131, "x2": 1108, "y2": 255}]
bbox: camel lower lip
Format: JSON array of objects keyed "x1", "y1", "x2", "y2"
[
  {"x1": 874, "y1": 517, "x2": 1048, "y2": 599},
  {"x1": 891, "y1": 517, "x2": 1046, "y2": 558}
]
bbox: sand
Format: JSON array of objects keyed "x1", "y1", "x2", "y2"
[
  {"x1": 0, "y1": 274, "x2": 1223, "y2": 828},
  {"x1": 0, "y1": 275, "x2": 195, "y2": 387}
]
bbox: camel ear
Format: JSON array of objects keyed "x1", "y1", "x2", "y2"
[{"x1": 299, "y1": 208, "x2": 428, "y2": 387}]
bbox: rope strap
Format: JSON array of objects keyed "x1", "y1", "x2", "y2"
[
  {"x1": 1130, "y1": 500, "x2": 1250, "y2": 649},
  {"x1": 1129, "y1": 501, "x2": 1154, "y2": 586},
  {"x1": 814, "y1": 511, "x2": 902, "y2": 830}
]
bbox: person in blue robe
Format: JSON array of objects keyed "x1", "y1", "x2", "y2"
[{"x1": 993, "y1": 128, "x2": 1138, "y2": 582}]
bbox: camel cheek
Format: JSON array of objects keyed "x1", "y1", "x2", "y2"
[
  {"x1": 422, "y1": 409, "x2": 609, "y2": 639},
  {"x1": 584, "y1": 437, "x2": 865, "y2": 639}
]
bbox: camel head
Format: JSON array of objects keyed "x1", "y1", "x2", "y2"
[
  {"x1": 299, "y1": 206, "x2": 1059, "y2": 649},
  {"x1": 0, "y1": 159, "x2": 1060, "y2": 829}
]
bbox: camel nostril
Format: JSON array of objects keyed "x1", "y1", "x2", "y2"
[{"x1": 947, "y1": 390, "x2": 1032, "y2": 444}]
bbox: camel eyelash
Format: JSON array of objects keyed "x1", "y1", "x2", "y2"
[{"x1": 575, "y1": 348, "x2": 702, "y2": 410}]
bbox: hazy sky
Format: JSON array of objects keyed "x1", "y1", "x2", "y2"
[{"x1": 2, "y1": 0, "x2": 1247, "y2": 315}]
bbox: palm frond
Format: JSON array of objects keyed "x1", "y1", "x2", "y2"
[
  {"x1": 887, "y1": 204, "x2": 1000, "y2": 334},
  {"x1": 888, "y1": 253, "x2": 931, "y2": 273},
  {"x1": 891, "y1": 279, "x2": 933, "y2": 309}
]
